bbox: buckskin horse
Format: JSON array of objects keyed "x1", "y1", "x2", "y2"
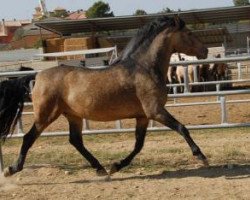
[{"x1": 0, "y1": 16, "x2": 208, "y2": 177}]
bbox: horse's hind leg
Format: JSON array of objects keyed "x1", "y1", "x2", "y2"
[
  {"x1": 4, "y1": 124, "x2": 41, "y2": 176},
  {"x1": 67, "y1": 117, "x2": 108, "y2": 176},
  {"x1": 151, "y1": 108, "x2": 208, "y2": 165},
  {"x1": 110, "y1": 118, "x2": 149, "y2": 175},
  {"x1": 4, "y1": 116, "x2": 56, "y2": 177},
  {"x1": 4, "y1": 99, "x2": 61, "y2": 177}
]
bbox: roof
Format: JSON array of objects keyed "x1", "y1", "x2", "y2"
[
  {"x1": 104, "y1": 27, "x2": 232, "y2": 49},
  {"x1": 193, "y1": 28, "x2": 232, "y2": 46},
  {"x1": 22, "y1": 23, "x2": 55, "y2": 36},
  {"x1": 0, "y1": 19, "x2": 32, "y2": 37},
  {"x1": 1, "y1": 19, "x2": 31, "y2": 27},
  {"x1": 35, "y1": 6, "x2": 250, "y2": 36}
]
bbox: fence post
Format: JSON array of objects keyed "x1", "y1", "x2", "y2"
[
  {"x1": 220, "y1": 96, "x2": 228, "y2": 124},
  {"x1": 237, "y1": 62, "x2": 242, "y2": 80},
  {"x1": 0, "y1": 142, "x2": 4, "y2": 172},
  {"x1": 193, "y1": 65, "x2": 199, "y2": 82},
  {"x1": 18, "y1": 119, "x2": 23, "y2": 134},
  {"x1": 183, "y1": 65, "x2": 190, "y2": 93},
  {"x1": 150, "y1": 120, "x2": 156, "y2": 128},
  {"x1": 216, "y1": 84, "x2": 221, "y2": 101},
  {"x1": 83, "y1": 119, "x2": 90, "y2": 130},
  {"x1": 173, "y1": 86, "x2": 177, "y2": 104},
  {"x1": 247, "y1": 36, "x2": 249, "y2": 54},
  {"x1": 115, "y1": 120, "x2": 122, "y2": 129}
]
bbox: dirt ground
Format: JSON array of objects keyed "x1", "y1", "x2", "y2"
[
  {"x1": 0, "y1": 94, "x2": 250, "y2": 200},
  {"x1": 0, "y1": 129, "x2": 249, "y2": 200}
]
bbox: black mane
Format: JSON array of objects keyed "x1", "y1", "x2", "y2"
[{"x1": 112, "y1": 16, "x2": 185, "y2": 65}]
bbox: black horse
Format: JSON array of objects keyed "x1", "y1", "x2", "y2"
[{"x1": 8, "y1": 66, "x2": 34, "y2": 80}]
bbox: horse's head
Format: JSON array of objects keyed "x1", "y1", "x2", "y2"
[
  {"x1": 212, "y1": 63, "x2": 229, "y2": 80},
  {"x1": 170, "y1": 16, "x2": 208, "y2": 60}
]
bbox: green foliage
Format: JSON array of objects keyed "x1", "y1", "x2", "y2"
[
  {"x1": 12, "y1": 28, "x2": 25, "y2": 41},
  {"x1": 86, "y1": 1, "x2": 114, "y2": 18},
  {"x1": 50, "y1": 10, "x2": 69, "y2": 18},
  {"x1": 33, "y1": 39, "x2": 43, "y2": 49},
  {"x1": 233, "y1": 0, "x2": 250, "y2": 6},
  {"x1": 134, "y1": 9, "x2": 147, "y2": 16},
  {"x1": 158, "y1": 7, "x2": 173, "y2": 14},
  {"x1": 39, "y1": 15, "x2": 49, "y2": 21}
]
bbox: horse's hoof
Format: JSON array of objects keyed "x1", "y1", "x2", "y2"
[
  {"x1": 96, "y1": 168, "x2": 108, "y2": 177},
  {"x1": 195, "y1": 155, "x2": 209, "y2": 167},
  {"x1": 194, "y1": 152, "x2": 209, "y2": 167},
  {"x1": 202, "y1": 159, "x2": 209, "y2": 167},
  {"x1": 109, "y1": 163, "x2": 119, "y2": 175},
  {"x1": 195, "y1": 152, "x2": 207, "y2": 161},
  {"x1": 3, "y1": 167, "x2": 12, "y2": 177}
]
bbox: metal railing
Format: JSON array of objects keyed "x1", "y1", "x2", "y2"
[
  {"x1": 169, "y1": 55, "x2": 250, "y2": 93},
  {"x1": 1, "y1": 55, "x2": 250, "y2": 134}
]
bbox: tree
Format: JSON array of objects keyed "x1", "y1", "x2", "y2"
[
  {"x1": 134, "y1": 9, "x2": 147, "y2": 16},
  {"x1": 233, "y1": 0, "x2": 250, "y2": 6},
  {"x1": 86, "y1": 1, "x2": 114, "y2": 18},
  {"x1": 12, "y1": 28, "x2": 25, "y2": 41},
  {"x1": 158, "y1": 7, "x2": 173, "y2": 14},
  {"x1": 50, "y1": 9, "x2": 69, "y2": 18}
]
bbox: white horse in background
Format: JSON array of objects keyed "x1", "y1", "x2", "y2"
[
  {"x1": 168, "y1": 49, "x2": 229, "y2": 93},
  {"x1": 169, "y1": 53, "x2": 199, "y2": 92}
]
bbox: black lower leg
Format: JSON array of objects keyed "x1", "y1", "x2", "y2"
[
  {"x1": 69, "y1": 124, "x2": 106, "y2": 175},
  {"x1": 176, "y1": 124, "x2": 207, "y2": 160},
  {"x1": 5, "y1": 124, "x2": 39, "y2": 176},
  {"x1": 155, "y1": 109, "x2": 207, "y2": 162},
  {"x1": 110, "y1": 118, "x2": 148, "y2": 174}
]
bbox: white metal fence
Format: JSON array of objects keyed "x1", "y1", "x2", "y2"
[
  {"x1": 0, "y1": 55, "x2": 250, "y2": 135},
  {"x1": 0, "y1": 48, "x2": 43, "y2": 62}
]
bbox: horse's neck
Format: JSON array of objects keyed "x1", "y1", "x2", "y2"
[{"x1": 137, "y1": 36, "x2": 173, "y2": 82}]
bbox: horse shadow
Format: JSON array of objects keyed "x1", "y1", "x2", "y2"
[
  {"x1": 149, "y1": 164, "x2": 250, "y2": 180},
  {"x1": 71, "y1": 163, "x2": 250, "y2": 184},
  {"x1": 21, "y1": 163, "x2": 250, "y2": 186}
]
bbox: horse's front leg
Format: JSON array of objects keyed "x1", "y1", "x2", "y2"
[
  {"x1": 109, "y1": 118, "x2": 149, "y2": 175},
  {"x1": 67, "y1": 119, "x2": 108, "y2": 176},
  {"x1": 146, "y1": 106, "x2": 208, "y2": 165}
]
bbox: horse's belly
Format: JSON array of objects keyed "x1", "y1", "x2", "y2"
[
  {"x1": 85, "y1": 104, "x2": 143, "y2": 121},
  {"x1": 65, "y1": 91, "x2": 144, "y2": 121}
]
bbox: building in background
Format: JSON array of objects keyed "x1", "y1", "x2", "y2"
[
  {"x1": 66, "y1": 10, "x2": 87, "y2": 20},
  {"x1": 10, "y1": 22, "x2": 58, "y2": 49},
  {"x1": 0, "y1": 19, "x2": 31, "y2": 45}
]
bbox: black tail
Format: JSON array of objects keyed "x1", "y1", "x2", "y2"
[{"x1": 0, "y1": 74, "x2": 37, "y2": 141}]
